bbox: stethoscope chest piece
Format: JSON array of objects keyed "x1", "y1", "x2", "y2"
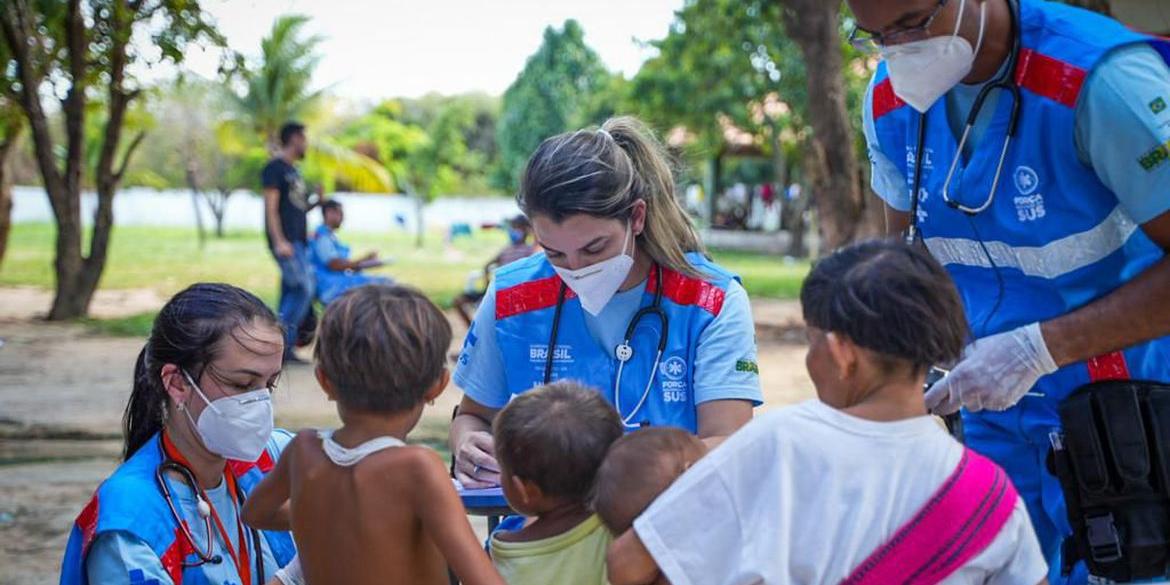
[
  {"x1": 196, "y1": 497, "x2": 212, "y2": 519},
  {"x1": 615, "y1": 343, "x2": 634, "y2": 363}
]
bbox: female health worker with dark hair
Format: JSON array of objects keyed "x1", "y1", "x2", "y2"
[
  {"x1": 449, "y1": 117, "x2": 764, "y2": 489},
  {"x1": 59, "y1": 283, "x2": 297, "y2": 585}
]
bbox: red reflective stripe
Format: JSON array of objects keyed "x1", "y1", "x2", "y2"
[
  {"x1": 1088, "y1": 351, "x2": 1131, "y2": 382},
  {"x1": 77, "y1": 495, "x2": 100, "y2": 553},
  {"x1": 872, "y1": 78, "x2": 906, "y2": 120},
  {"x1": 256, "y1": 450, "x2": 274, "y2": 473},
  {"x1": 227, "y1": 449, "x2": 274, "y2": 477},
  {"x1": 1014, "y1": 48, "x2": 1087, "y2": 108},
  {"x1": 495, "y1": 275, "x2": 573, "y2": 320},
  {"x1": 159, "y1": 525, "x2": 195, "y2": 585},
  {"x1": 648, "y1": 266, "x2": 726, "y2": 316}
]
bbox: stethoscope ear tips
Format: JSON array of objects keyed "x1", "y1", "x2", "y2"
[{"x1": 615, "y1": 343, "x2": 634, "y2": 363}]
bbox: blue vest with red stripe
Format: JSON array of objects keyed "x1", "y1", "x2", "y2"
[
  {"x1": 493, "y1": 252, "x2": 737, "y2": 432},
  {"x1": 870, "y1": 0, "x2": 1170, "y2": 405},
  {"x1": 59, "y1": 432, "x2": 296, "y2": 585}
]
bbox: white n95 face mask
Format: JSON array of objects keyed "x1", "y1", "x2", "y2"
[
  {"x1": 183, "y1": 370, "x2": 274, "y2": 462},
  {"x1": 881, "y1": 0, "x2": 987, "y2": 114},
  {"x1": 553, "y1": 223, "x2": 635, "y2": 316}
]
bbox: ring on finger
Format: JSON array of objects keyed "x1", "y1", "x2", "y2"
[{"x1": 473, "y1": 464, "x2": 481, "y2": 476}]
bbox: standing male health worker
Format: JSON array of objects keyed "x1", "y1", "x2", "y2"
[{"x1": 851, "y1": 0, "x2": 1170, "y2": 582}]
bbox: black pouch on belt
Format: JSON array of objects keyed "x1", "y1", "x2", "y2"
[{"x1": 1047, "y1": 380, "x2": 1170, "y2": 581}]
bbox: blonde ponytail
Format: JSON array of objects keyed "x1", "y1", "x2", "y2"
[
  {"x1": 603, "y1": 117, "x2": 705, "y2": 278},
  {"x1": 518, "y1": 116, "x2": 707, "y2": 279}
]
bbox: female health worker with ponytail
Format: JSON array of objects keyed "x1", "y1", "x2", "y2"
[
  {"x1": 450, "y1": 117, "x2": 764, "y2": 489},
  {"x1": 60, "y1": 283, "x2": 298, "y2": 585}
]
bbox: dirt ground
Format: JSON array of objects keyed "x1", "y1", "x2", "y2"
[{"x1": 0, "y1": 287, "x2": 813, "y2": 585}]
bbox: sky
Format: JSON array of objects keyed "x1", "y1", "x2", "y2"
[{"x1": 166, "y1": 0, "x2": 684, "y2": 101}]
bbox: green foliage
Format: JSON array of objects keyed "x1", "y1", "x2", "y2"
[
  {"x1": 633, "y1": 0, "x2": 807, "y2": 152},
  {"x1": 494, "y1": 20, "x2": 613, "y2": 192},
  {"x1": 226, "y1": 15, "x2": 389, "y2": 193},
  {"x1": 341, "y1": 95, "x2": 501, "y2": 199},
  {"x1": 629, "y1": 0, "x2": 875, "y2": 190},
  {"x1": 230, "y1": 14, "x2": 324, "y2": 148}
]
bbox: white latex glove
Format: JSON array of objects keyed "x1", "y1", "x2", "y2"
[
  {"x1": 925, "y1": 322, "x2": 1058, "y2": 415},
  {"x1": 274, "y1": 555, "x2": 305, "y2": 585}
]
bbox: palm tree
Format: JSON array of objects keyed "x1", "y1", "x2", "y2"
[
  {"x1": 233, "y1": 15, "x2": 324, "y2": 151},
  {"x1": 231, "y1": 15, "x2": 390, "y2": 192}
]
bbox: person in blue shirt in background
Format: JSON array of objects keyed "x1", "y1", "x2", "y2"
[
  {"x1": 852, "y1": 0, "x2": 1170, "y2": 582},
  {"x1": 309, "y1": 200, "x2": 393, "y2": 305}
]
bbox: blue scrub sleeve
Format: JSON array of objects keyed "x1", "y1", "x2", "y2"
[
  {"x1": 1077, "y1": 44, "x2": 1170, "y2": 225},
  {"x1": 453, "y1": 281, "x2": 510, "y2": 409},
  {"x1": 86, "y1": 531, "x2": 173, "y2": 585},
  {"x1": 309, "y1": 229, "x2": 341, "y2": 265},
  {"x1": 863, "y1": 79, "x2": 912, "y2": 211},
  {"x1": 692, "y1": 280, "x2": 763, "y2": 406}
]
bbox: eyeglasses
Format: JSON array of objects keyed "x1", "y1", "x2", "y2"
[{"x1": 849, "y1": 0, "x2": 950, "y2": 54}]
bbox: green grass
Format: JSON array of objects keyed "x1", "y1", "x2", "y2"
[
  {"x1": 3, "y1": 223, "x2": 808, "y2": 336},
  {"x1": 81, "y1": 312, "x2": 159, "y2": 337},
  {"x1": 711, "y1": 249, "x2": 810, "y2": 300}
]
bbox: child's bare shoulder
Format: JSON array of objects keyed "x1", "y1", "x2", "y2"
[
  {"x1": 365, "y1": 445, "x2": 449, "y2": 483},
  {"x1": 286, "y1": 429, "x2": 324, "y2": 460}
]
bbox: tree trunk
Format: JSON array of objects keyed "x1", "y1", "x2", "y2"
[
  {"x1": 185, "y1": 165, "x2": 207, "y2": 247},
  {"x1": 778, "y1": 0, "x2": 864, "y2": 253},
  {"x1": 211, "y1": 189, "x2": 231, "y2": 238},
  {"x1": 1, "y1": 0, "x2": 145, "y2": 320},
  {"x1": 415, "y1": 194, "x2": 425, "y2": 248},
  {"x1": 0, "y1": 128, "x2": 17, "y2": 268}
]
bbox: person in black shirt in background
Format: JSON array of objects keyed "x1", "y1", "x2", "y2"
[{"x1": 262, "y1": 121, "x2": 321, "y2": 363}]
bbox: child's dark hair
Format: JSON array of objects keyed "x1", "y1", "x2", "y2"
[
  {"x1": 314, "y1": 284, "x2": 452, "y2": 412},
  {"x1": 593, "y1": 427, "x2": 706, "y2": 533},
  {"x1": 494, "y1": 382, "x2": 623, "y2": 502},
  {"x1": 124, "y1": 283, "x2": 280, "y2": 460},
  {"x1": 800, "y1": 239, "x2": 967, "y2": 374}
]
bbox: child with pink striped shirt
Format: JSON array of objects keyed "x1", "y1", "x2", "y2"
[{"x1": 606, "y1": 240, "x2": 1048, "y2": 585}]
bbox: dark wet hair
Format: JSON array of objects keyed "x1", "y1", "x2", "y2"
[
  {"x1": 124, "y1": 283, "x2": 280, "y2": 459},
  {"x1": 494, "y1": 382, "x2": 623, "y2": 502},
  {"x1": 800, "y1": 239, "x2": 968, "y2": 375},
  {"x1": 279, "y1": 121, "x2": 305, "y2": 147},
  {"x1": 314, "y1": 284, "x2": 452, "y2": 412},
  {"x1": 593, "y1": 427, "x2": 707, "y2": 533},
  {"x1": 518, "y1": 116, "x2": 705, "y2": 278}
]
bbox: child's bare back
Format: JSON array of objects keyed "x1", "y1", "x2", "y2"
[
  {"x1": 242, "y1": 285, "x2": 502, "y2": 585},
  {"x1": 288, "y1": 431, "x2": 456, "y2": 585}
]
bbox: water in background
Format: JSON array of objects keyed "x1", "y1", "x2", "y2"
[{"x1": 11, "y1": 186, "x2": 521, "y2": 234}]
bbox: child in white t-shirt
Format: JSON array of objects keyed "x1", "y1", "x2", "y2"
[{"x1": 606, "y1": 239, "x2": 1050, "y2": 585}]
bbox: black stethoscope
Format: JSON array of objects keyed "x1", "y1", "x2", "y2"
[
  {"x1": 908, "y1": 0, "x2": 1023, "y2": 243},
  {"x1": 544, "y1": 265, "x2": 669, "y2": 428},
  {"x1": 155, "y1": 435, "x2": 266, "y2": 582}
]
